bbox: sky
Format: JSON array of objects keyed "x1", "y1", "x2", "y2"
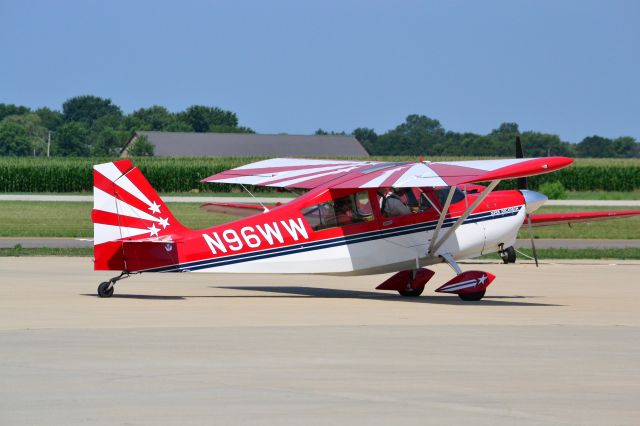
[{"x1": 1, "y1": 0, "x2": 638, "y2": 142}]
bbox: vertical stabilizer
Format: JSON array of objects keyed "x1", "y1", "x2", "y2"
[{"x1": 92, "y1": 159, "x2": 186, "y2": 270}]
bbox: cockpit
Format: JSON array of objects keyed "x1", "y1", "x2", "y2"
[{"x1": 300, "y1": 186, "x2": 469, "y2": 231}]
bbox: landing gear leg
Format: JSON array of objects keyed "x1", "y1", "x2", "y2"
[
  {"x1": 97, "y1": 271, "x2": 130, "y2": 298},
  {"x1": 398, "y1": 270, "x2": 424, "y2": 297}
]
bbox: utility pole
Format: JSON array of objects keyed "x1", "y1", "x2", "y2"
[{"x1": 47, "y1": 131, "x2": 51, "y2": 157}]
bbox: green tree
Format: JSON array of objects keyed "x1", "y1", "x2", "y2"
[
  {"x1": 520, "y1": 132, "x2": 575, "y2": 157},
  {"x1": 128, "y1": 135, "x2": 154, "y2": 156},
  {"x1": 490, "y1": 122, "x2": 520, "y2": 140},
  {"x1": 164, "y1": 121, "x2": 193, "y2": 132},
  {"x1": 178, "y1": 105, "x2": 238, "y2": 132},
  {"x1": 55, "y1": 122, "x2": 90, "y2": 156},
  {"x1": 375, "y1": 115, "x2": 445, "y2": 156},
  {"x1": 34, "y1": 107, "x2": 63, "y2": 131},
  {"x1": 126, "y1": 106, "x2": 175, "y2": 131},
  {"x1": 576, "y1": 135, "x2": 613, "y2": 158},
  {"x1": 62, "y1": 95, "x2": 123, "y2": 128},
  {"x1": 0, "y1": 121, "x2": 32, "y2": 156},
  {"x1": 315, "y1": 128, "x2": 346, "y2": 136},
  {"x1": 209, "y1": 124, "x2": 255, "y2": 133},
  {"x1": 93, "y1": 128, "x2": 127, "y2": 156},
  {"x1": 353, "y1": 127, "x2": 377, "y2": 153},
  {"x1": 611, "y1": 136, "x2": 637, "y2": 158},
  {"x1": 92, "y1": 113, "x2": 124, "y2": 131},
  {"x1": 2, "y1": 113, "x2": 48, "y2": 155},
  {"x1": 0, "y1": 104, "x2": 30, "y2": 121}
]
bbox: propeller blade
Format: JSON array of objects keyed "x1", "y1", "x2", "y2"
[
  {"x1": 515, "y1": 136, "x2": 528, "y2": 190},
  {"x1": 515, "y1": 135, "x2": 524, "y2": 158},
  {"x1": 526, "y1": 213, "x2": 539, "y2": 267}
]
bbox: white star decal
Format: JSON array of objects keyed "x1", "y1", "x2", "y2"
[
  {"x1": 477, "y1": 274, "x2": 487, "y2": 285},
  {"x1": 147, "y1": 223, "x2": 160, "y2": 238},
  {"x1": 158, "y1": 217, "x2": 170, "y2": 229},
  {"x1": 148, "y1": 201, "x2": 161, "y2": 215}
]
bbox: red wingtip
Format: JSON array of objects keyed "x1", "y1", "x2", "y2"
[{"x1": 463, "y1": 156, "x2": 574, "y2": 184}]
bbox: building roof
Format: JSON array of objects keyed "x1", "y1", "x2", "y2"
[{"x1": 123, "y1": 131, "x2": 369, "y2": 157}]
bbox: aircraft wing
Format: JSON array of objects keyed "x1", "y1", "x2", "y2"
[
  {"x1": 202, "y1": 157, "x2": 573, "y2": 189},
  {"x1": 529, "y1": 210, "x2": 640, "y2": 227}
]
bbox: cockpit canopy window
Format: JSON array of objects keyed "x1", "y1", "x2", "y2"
[
  {"x1": 301, "y1": 191, "x2": 374, "y2": 231},
  {"x1": 435, "y1": 187, "x2": 466, "y2": 206},
  {"x1": 379, "y1": 188, "x2": 432, "y2": 217}
]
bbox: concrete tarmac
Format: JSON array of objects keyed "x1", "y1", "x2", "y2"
[{"x1": 1, "y1": 258, "x2": 639, "y2": 425}]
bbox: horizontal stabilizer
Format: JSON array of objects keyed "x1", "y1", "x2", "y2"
[{"x1": 529, "y1": 210, "x2": 640, "y2": 227}]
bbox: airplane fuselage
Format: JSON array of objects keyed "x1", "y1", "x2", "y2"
[{"x1": 111, "y1": 187, "x2": 527, "y2": 276}]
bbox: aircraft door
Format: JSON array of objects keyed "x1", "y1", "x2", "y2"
[
  {"x1": 374, "y1": 189, "x2": 442, "y2": 270},
  {"x1": 432, "y1": 187, "x2": 487, "y2": 258}
]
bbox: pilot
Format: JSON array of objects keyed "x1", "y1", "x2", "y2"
[
  {"x1": 381, "y1": 188, "x2": 411, "y2": 217},
  {"x1": 334, "y1": 198, "x2": 356, "y2": 225},
  {"x1": 394, "y1": 188, "x2": 419, "y2": 212}
]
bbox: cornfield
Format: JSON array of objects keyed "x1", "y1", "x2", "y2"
[{"x1": 0, "y1": 156, "x2": 639, "y2": 193}]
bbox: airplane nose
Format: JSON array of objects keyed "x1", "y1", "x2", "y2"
[{"x1": 520, "y1": 190, "x2": 548, "y2": 213}]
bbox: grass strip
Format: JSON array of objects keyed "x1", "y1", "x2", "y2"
[{"x1": 0, "y1": 246, "x2": 93, "y2": 257}]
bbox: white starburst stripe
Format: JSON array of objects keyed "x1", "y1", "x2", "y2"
[
  {"x1": 93, "y1": 223, "x2": 151, "y2": 245},
  {"x1": 234, "y1": 158, "x2": 367, "y2": 170},
  {"x1": 392, "y1": 164, "x2": 429, "y2": 185},
  {"x1": 216, "y1": 175, "x2": 281, "y2": 186},
  {"x1": 94, "y1": 163, "x2": 153, "y2": 208},
  {"x1": 94, "y1": 162, "x2": 126, "y2": 183},
  {"x1": 229, "y1": 164, "x2": 360, "y2": 185},
  {"x1": 270, "y1": 166, "x2": 361, "y2": 187},
  {"x1": 391, "y1": 164, "x2": 448, "y2": 188},
  {"x1": 93, "y1": 188, "x2": 160, "y2": 223},
  {"x1": 439, "y1": 158, "x2": 525, "y2": 170},
  {"x1": 358, "y1": 166, "x2": 405, "y2": 188},
  {"x1": 115, "y1": 172, "x2": 153, "y2": 207}
]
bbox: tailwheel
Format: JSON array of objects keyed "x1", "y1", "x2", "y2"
[
  {"x1": 97, "y1": 271, "x2": 130, "y2": 298},
  {"x1": 97, "y1": 281, "x2": 114, "y2": 298},
  {"x1": 458, "y1": 290, "x2": 486, "y2": 301},
  {"x1": 398, "y1": 287, "x2": 424, "y2": 297}
]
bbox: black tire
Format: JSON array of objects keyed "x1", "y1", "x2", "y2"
[
  {"x1": 97, "y1": 281, "x2": 114, "y2": 298},
  {"x1": 398, "y1": 287, "x2": 424, "y2": 297},
  {"x1": 458, "y1": 290, "x2": 486, "y2": 301},
  {"x1": 501, "y1": 246, "x2": 516, "y2": 264}
]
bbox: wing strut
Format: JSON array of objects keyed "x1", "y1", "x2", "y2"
[
  {"x1": 428, "y1": 180, "x2": 501, "y2": 256},
  {"x1": 428, "y1": 186, "x2": 456, "y2": 255}
]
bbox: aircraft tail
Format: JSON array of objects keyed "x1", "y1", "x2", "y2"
[{"x1": 92, "y1": 159, "x2": 187, "y2": 271}]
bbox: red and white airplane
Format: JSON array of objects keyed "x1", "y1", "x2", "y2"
[{"x1": 92, "y1": 154, "x2": 640, "y2": 300}]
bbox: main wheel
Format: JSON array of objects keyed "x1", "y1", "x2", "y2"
[
  {"x1": 398, "y1": 287, "x2": 424, "y2": 297},
  {"x1": 500, "y1": 246, "x2": 516, "y2": 264},
  {"x1": 97, "y1": 281, "x2": 114, "y2": 298},
  {"x1": 458, "y1": 290, "x2": 485, "y2": 301}
]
